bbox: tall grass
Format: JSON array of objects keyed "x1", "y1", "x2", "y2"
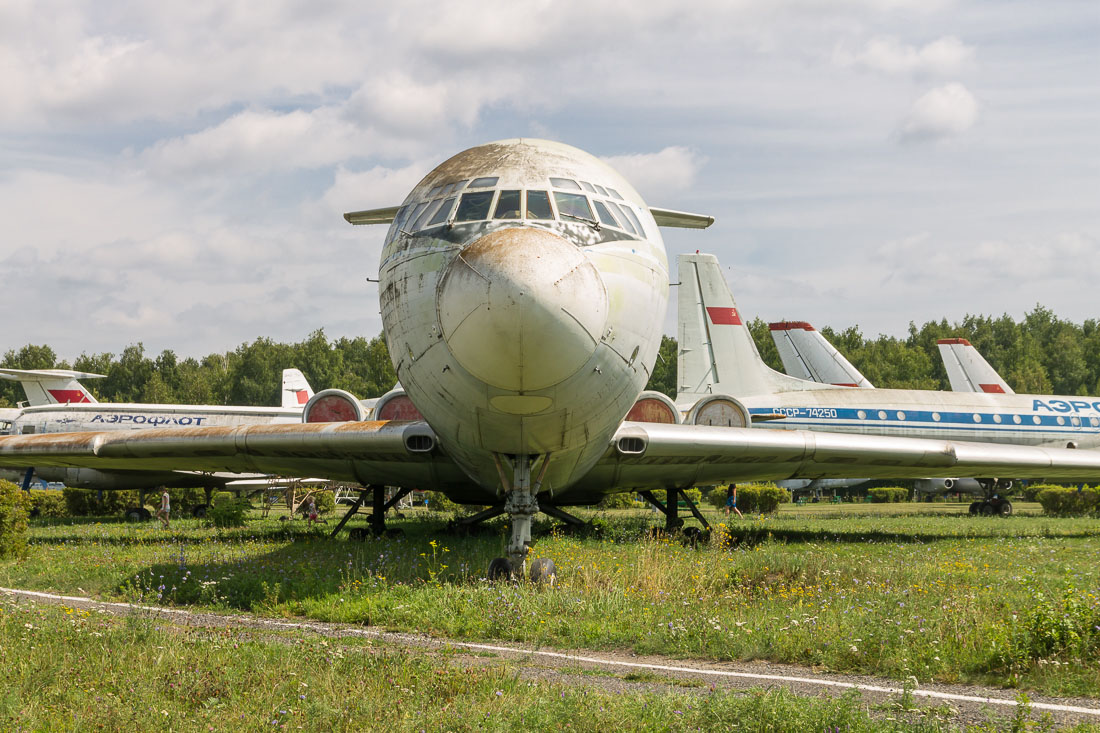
[{"x1": 3, "y1": 507, "x2": 1100, "y2": 698}]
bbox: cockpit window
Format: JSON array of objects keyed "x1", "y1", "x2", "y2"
[
  {"x1": 469, "y1": 176, "x2": 498, "y2": 188},
  {"x1": 549, "y1": 177, "x2": 581, "y2": 191},
  {"x1": 525, "y1": 190, "x2": 554, "y2": 220},
  {"x1": 427, "y1": 197, "x2": 456, "y2": 227},
  {"x1": 579, "y1": 181, "x2": 597, "y2": 193},
  {"x1": 606, "y1": 187, "x2": 623, "y2": 200},
  {"x1": 607, "y1": 201, "x2": 637, "y2": 235},
  {"x1": 619, "y1": 203, "x2": 645, "y2": 236},
  {"x1": 594, "y1": 184, "x2": 609, "y2": 196},
  {"x1": 592, "y1": 200, "x2": 620, "y2": 229},
  {"x1": 440, "y1": 183, "x2": 456, "y2": 196},
  {"x1": 455, "y1": 191, "x2": 495, "y2": 221},
  {"x1": 413, "y1": 199, "x2": 444, "y2": 230},
  {"x1": 553, "y1": 192, "x2": 595, "y2": 224},
  {"x1": 452, "y1": 179, "x2": 469, "y2": 192},
  {"x1": 402, "y1": 202, "x2": 427, "y2": 231},
  {"x1": 493, "y1": 190, "x2": 522, "y2": 219},
  {"x1": 427, "y1": 185, "x2": 444, "y2": 198}
]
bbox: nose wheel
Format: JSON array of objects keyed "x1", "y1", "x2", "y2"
[{"x1": 487, "y1": 453, "x2": 557, "y2": 583}]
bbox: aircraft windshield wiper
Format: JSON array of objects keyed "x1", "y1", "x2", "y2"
[{"x1": 560, "y1": 212, "x2": 600, "y2": 231}]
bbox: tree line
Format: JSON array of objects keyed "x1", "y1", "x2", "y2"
[
  {"x1": 0, "y1": 330, "x2": 396, "y2": 408},
  {"x1": 645, "y1": 305, "x2": 1100, "y2": 398},
  {"x1": 3, "y1": 305, "x2": 1097, "y2": 408}
]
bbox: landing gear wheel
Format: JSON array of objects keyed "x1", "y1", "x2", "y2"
[
  {"x1": 968, "y1": 501, "x2": 981, "y2": 515},
  {"x1": 998, "y1": 500, "x2": 1013, "y2": 516},
  {"x1": 487, "y1": 557, "x2": 513, "y2": 582},
  {"x1": 191, "y1": 504, "x2": 208, "y2": 519},
  {"x1": 529, "y1": 558, "x2": 557, "y2": 585},
  {"x1": 979, "y1": 502, "x2": 995, "y2": 516}
]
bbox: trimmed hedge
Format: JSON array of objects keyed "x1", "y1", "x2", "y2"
[
  {"x1": 28, "y1": 489, "x2": 67, "y2": 518},
  {"x1": 1024, "y1": 483, "x2": 1067, "y2": 502},
  {"x1": 1036, "y1": 486, "x2": 1100, "y2": 517},
  {"x1": 709, "y1": 483, "x2": 789, "y2": 514},
  {"x1": 868, "y1": 487, "x2": 908, "y2": 503},
  {"x1": 598, "y1": 492, "x2": 638, "y2": 509},
  {"x1": 63, "y1": 488, "x2": 144, "y2": 517},
  {"x1": 207, "y1": 499, "x2": 250, "y2": 528},
  {"x1": 0, "y1": 480, "x2": 31, "y2": 559}
]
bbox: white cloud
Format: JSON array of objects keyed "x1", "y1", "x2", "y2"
[
  {"x1": 835, "y1": 36, "x2": 973, "y2": 76},
  {"x1": 896, "y1": 82, "x2": 978, "y2": 142},
  {"x1": 600, "y1": 147, "x2": 706, "y2": 202}
]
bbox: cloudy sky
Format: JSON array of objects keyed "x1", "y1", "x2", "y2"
[{"x1": 2, "y1": 0, "x2": 1097, "y2": 361}]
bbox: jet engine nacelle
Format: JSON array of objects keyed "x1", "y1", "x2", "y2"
[
  {"x1": 303, "y1": 389, "x2": 366, "y2": 423},
  {"x1": 372, "y1": 388, "x2": 424, "y2": 422},
  {"x1": 686, "y1": 394, "x2": 751, "y2": 428},
  {"x1": 624, "y1": 391, "x2": 681, "y2": 424}
]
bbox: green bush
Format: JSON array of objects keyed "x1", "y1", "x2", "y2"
[
  {"x1": 1023, "y1": 483, "x2": 1065, "y2": 502},
  {"x1": 207, "y1": 499, "x2": 250, "y2": 528},
  {"x1": 212, "y1": 491, "x2": 235, "y2": 506},
  {"x1": 867, "y1": 487, "x2": 908, "y2": 503},
  {"x1": 313, "y1": 490, "x2": 336, "y2": 514},
  {"x1": 598, "y1": 491, "x2": 638, "y2": 509},
  {"x1": 682, "y1": 487, "x2": 702, "y2": 505},
  {"x1": 28, "y1": 489, "x2": 67, "y2": 518},
  {"x1": 62, "y1": 488, "x2": 145, "y2": 517},
  {"x1": 0, "y1": 480, "x2": 31, "y2": 559},
  {"x1": 1036, "y1": 486, "x2": 1100, "y2": 517},
  {"x1": 426, "y1": 491, "x2": 460, "y2": 513},
  {"x1": 710, "y1": 483, "x2": 788, "y2": 513}
]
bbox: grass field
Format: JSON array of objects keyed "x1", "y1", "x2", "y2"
[{"x1": 3, "y1": 501, "x2": 1099, "y2": 705}]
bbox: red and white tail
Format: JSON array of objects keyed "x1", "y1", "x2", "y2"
[
  {"x1": 0, "y1": 368, "x2": 101, "y2": 406},
  {"x1": 676, "y1": 253, "x2": 832, "y2": 402},
  {"x1": 768, "y1": 321, "x2": 873, "y2": 388},
  {"x1": 281, "y1": 368, "x2": 315, "y2": 409},
  {"x1": 937, "y1": 339, "x2": 1014, "y2": 395}
]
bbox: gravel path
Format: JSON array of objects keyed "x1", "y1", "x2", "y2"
[{"x1": 5, "y1": 586, "x2": 1099, "y2": 730}]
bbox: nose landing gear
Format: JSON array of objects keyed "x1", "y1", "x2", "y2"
[
  {"x1": 487, "y1": 454, "x2": 558, "y2": 584},
  {"x1": 967, "y1": 479, "x2": 1014, "y2": 516}
]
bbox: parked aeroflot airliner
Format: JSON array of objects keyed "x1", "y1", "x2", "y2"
[
  {"x1": 3, "y1": 139, "x2": 1100, "y2": 579},
  {"x1": 0, "y1": 368, "x2": 315, "y2": 491},
  {"x1": 677, "y1": 252, "x2": 1100, "y2": 455}
]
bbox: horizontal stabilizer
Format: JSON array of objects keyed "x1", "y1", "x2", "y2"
[
  {"x1": 344, "y1": 206, "x2": 401, "y2": 225},
  {"x1": 0, "y1": 368, "x2": 102, "y2": 406},
  {"x1": 649, "y1": 208, "x2": 715, "y2": 229}
]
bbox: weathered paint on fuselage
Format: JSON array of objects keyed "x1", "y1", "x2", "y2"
[
  {"x1": 742, "y1": 388, "x2": 1100, "y2": 450},
  {"x1": 377, "y1": 140, "x2": 668, "y2": 502}
]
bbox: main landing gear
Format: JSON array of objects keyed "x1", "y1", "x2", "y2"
[
  {"x1": 485, "y1": 454, "x2": 558, "y2": 584},
  {"x1": 968, "y1": 479, "x2": 1014, "y2": 516},
  {"x1": 638, "y1": 488, "x2": 711, "y2": 545}
]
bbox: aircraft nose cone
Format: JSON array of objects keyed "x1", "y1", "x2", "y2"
[{"x1": 437, "y1": 227, "x2": 608, "y2": 392}]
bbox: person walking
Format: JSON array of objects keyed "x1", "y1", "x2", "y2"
[
  {"x1": 307, "y1": 497, "x2": 319, "y2": 525},
  {"x1": 157, "y1": 490, "x2": 171, "y2": 529},
  {"x1": 725, "y1": 485, "x2": 743, "y2": 519}
]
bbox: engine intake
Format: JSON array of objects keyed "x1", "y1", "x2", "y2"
[
  {"x1": 303, "y1": 389, "x2": 365, "y2": 423},
  {"x1": 686, "y1": 395, "x2": 751, "y2": 428},
  {"x1": 624, "y1": 390, "x2": 681, "y2": 424}
]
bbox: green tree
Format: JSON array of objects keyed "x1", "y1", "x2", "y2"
[{"x1": 645, "y1": 335, "x2": 677, "y2": 398}]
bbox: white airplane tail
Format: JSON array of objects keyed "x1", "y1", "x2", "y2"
[
  {"x1": 281, "y1": 368, "x2": 315, "y2": 408},
  {"x1": 768, "y1": 321, "x2": 874, "y2": 388},
  {"x1": 937, "y1": 339, "x2": 1014, "y2": 395},
  {"x1": 0, "y1": 368, "x2": 102, "y2": 406},
  {"x1": 676, "y1": 253, "x2": 831, "y2": 402}
]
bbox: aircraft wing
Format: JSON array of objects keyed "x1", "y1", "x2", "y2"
[
  {"x1": 3, "y1": 419, "x2": 1100, "y2": 502},
  {"x1": 0, "y1": 421, "x2": 471, "y2": 493},
  {"x1": 344, "y1": 206, "x2": 401, "y2": 225},
  {"x1": 649, "y1": 208, "x2": 715, "y2": 229},
  {"x1": 569, "y1": 421, "x2": 1100, "y2": 494}
]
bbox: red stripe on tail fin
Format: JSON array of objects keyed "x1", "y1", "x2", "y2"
[
  {"x1": 979, "y1": 384, "x2": 1006, "y2": 394},
  {"x1": 48, "y1": 389, "x2": 91, "y2": 404},
  {"x1": 706, "y1": 307, "x2": 743, "y2": 326}
]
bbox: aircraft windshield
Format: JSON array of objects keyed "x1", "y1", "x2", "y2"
[
  {"x1": 553, "y1": 192, "x2": 595, "y2": 224},
  {"x1": 549, "y1": 177, "x2": 581, "y2": 191},
  {"x1": 592, "y1": 200, "x2": 619, "y2": 228},
  {"x1": 455, "y1": 191, "x2": 495, "y2": 221},
  {"x1": 427, "y1": 197, "x2": 457, "y2": 226},
  {"x1": 469, "y1": 177, "x2": 499, "y2": 188},
  {"x1": 525, "y1": 190, "x2": 554, "y2": 220},
  {"x1": 493, "y1": 190, "x2": 522, "y2": 219}
]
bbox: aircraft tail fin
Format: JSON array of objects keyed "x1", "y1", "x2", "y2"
[
  {"x1": 676, "y1": 253, "x2": 831, "y2": 402},
  {"x1": 769, "y1": 321, "x2": 874, "y2": 388},
  {"x1": 937, "y1": 339, "x2": 1014, "y2": 395},
  {"x1": 0, "y1": 368, "x2": 102, "y2": 406},
  {"x1": 281, "y1": 368, "x2": 315, "y2": 409}
]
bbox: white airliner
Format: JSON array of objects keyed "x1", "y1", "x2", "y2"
[
  {"x1": 766, "y1": 321, "x2": 987, "y2": 501},
  {"x1": 1, "y1": 368, "x2": 315, "y2": 492},
  {"x1": 2, "y1": 140, "x2": 1100, "y2": 578}
]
